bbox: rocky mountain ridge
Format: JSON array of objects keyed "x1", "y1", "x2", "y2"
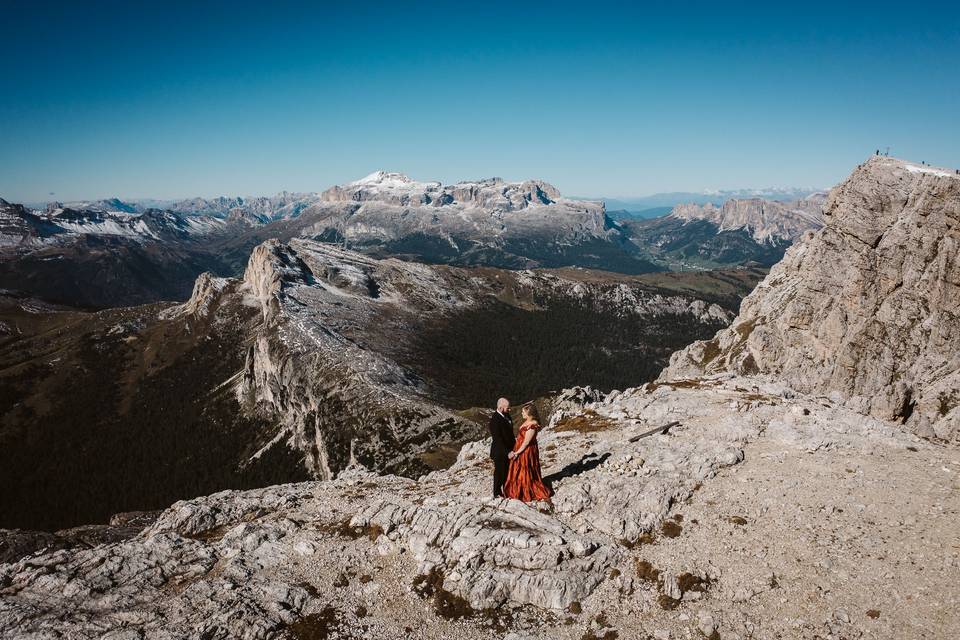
[
  {"x1": 54, "y1": 192, "x2": 323, "y2": 224},
  {"x1": 293, "y1": 172, "x2": 659, "y2": 273},
  {"x1": 621, "y1": 193, "x2": 827, "y2": 270},
  {"x1": 662, "y1": 156, "x2": 960, "y2": 442},
  {"x1": 231, "y1": 238, "x2": 733, "y2": 480},
  {"x1": 0, "y1": 198, "x2": 243, "y2": 308}
]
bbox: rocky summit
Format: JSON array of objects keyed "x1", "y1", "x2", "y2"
[
  {"x1": 663, "y1": 157, "x2": 960, "y2": 442},
  {"x1": 289, "y1": 172, "x2": 660, "y2": 273},
  {"x1": 1, "y1": 158, "x2": 958, "y2": 640},
  {"x1": 1, "y1": 376, "x2": 956, "y2": 639}
]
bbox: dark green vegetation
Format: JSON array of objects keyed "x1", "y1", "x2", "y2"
[
  {"x1": 0, "y1": 291, "x2": 309, "y2": 532},
  {"x1": 406, "y1": 267, "x2": 763, "y2": 409},
  {"x1": 408, "y1": 295, "x2": 729, "y2": 409},
  {"x1": 623, "y1": 216, "x2": 790, "y2": 269}
]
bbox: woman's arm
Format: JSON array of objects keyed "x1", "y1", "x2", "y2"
[{"x1": 508, "y1": 428, "x2": 535, "y2": 458}]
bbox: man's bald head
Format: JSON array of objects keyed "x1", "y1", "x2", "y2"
[{"x1": 497, "y1": 398, "x2": 510, "y2": 412}]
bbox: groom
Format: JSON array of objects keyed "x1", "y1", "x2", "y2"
[{"x1": 488, "y1": 397, "x2": 515, "y2": 498}]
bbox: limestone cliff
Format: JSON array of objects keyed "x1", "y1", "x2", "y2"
[{"x1": 662, "y1": 157, "x2": 960, "y2": 441}]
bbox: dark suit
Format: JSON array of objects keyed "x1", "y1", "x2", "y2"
[{"x1": 488, "y1": 410, "x2": 515, "y2": 497}]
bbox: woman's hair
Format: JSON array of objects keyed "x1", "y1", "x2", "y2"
[{"x1": 522, "y1": 403, "x2": 541, "y2": 423}]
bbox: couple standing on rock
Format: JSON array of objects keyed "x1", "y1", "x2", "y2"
[{"x1": 488, "y1": 398, "x2": 553, "y2": 502}]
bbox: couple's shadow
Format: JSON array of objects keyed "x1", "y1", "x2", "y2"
[{"x1": 542, "y1": 451, "x2": 611, "y2": 491}]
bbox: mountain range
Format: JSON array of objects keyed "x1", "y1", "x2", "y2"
[
  {"x1": 589, "y1": 186, "x2": 823, "y2": 212},
  {"x1": 624, "y1": 193, "x2": 827, "y2": 269},
  {"x1": 1, "y1": 156, "x2": 956, "y2": 639},
  {"x1": 0, "y1": 174, "x2": 828, "y2": 309}
]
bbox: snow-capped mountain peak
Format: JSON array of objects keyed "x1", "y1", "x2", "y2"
[{"x1": 349, "y1": 170, "x2": 417, "y2": 187}]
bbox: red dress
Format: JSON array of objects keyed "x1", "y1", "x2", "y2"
[{"x1": 502, "y1": 422, "x2": 552, "y2": 502}]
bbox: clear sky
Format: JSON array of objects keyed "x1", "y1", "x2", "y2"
[{"x1": 1, "y1": 1, "x2": 958, "y2": 202}]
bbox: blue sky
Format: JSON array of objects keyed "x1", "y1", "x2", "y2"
[{"x1": 1, "y1": 1, "x2": 958, "y2": 202}]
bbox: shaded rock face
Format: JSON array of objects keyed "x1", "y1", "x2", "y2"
[
  {"x1": 0, "y1": 282, "x2": 307, "y2": 532},
  {"x1": 0, "y1": 511, "x2": 161, "y2": 564},
  {"x1": 662, "y1": 157, "x2": 960, "y2": 441}
]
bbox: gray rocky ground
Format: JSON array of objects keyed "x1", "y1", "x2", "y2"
[{"x1": 2, "y1": 375, "x2": 957, "y2": 639}]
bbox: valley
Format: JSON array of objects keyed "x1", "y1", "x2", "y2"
[{"x1": 0, "y1": 242, "x2": 752, "y2": 532}]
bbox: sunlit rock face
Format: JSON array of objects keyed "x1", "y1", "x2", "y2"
[{"x1": 663, "y1": 157, "x2": 960, "y2": 442}]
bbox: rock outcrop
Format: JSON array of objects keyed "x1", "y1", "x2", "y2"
[{"x1": 662, "y1": 157, "x2": 960, "y2": 441}]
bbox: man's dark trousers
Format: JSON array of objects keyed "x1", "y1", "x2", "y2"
[{"x1": 488, "y1": 410, "x2": 514, "y2": 497}]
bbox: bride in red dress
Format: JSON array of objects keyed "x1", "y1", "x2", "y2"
[{"x1": 503, "y1": 404, "x2": 552, "y2": 502}]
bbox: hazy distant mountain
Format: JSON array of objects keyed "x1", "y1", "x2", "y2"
[
  {"x1": 162, "y1": 192, "x2": 321, "y2": 222},
  {"x1": 622, "y1": 193, "x2": 827, "y2": 269},
  {"x1": 606, "y1": 206, "x2": 673, "y2": 220},
  {"x1": 582, "y1": 187, "x2": 823, "y2": 214},
  {"x1": 54, "y1": 193, "x2": 322, "y2": 223}
]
